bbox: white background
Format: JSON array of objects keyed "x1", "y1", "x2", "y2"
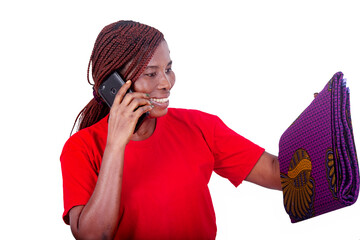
[{"x1": 1, "y1": 0, "x2": 359, "y2": 239}]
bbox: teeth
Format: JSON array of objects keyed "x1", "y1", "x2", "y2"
[{"x1": 151, "y1": 98, "x2": 169, "y2": 103}]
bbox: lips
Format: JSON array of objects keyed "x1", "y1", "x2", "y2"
[
  {"x1": 150, "y1": 96, "x2": 170, "y2": 108},
  {"x1": 150, "y1": 97, "x2": 169, "y2": 103}
]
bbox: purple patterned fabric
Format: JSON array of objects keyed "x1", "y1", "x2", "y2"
[{"x1": 278, "y1": 72, "x2": 359, "y2": 223}]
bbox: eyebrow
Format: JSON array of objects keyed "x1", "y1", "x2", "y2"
[{"x1": 145, "y1": 60, "x2": 172, "y2": 69}]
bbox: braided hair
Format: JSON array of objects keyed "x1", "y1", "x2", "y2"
[{"x1": 72, "y1": 20, "x2": 164, "y2": 133}]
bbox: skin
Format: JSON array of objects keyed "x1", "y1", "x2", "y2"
[{"x1": 69, "y1": 40, "x2": 281, "y2": 240}]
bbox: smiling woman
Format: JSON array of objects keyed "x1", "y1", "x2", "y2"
[{"x1": 60, "y1": 20, "x2": 280, "y2": 240}]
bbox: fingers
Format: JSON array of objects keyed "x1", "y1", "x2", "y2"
[
  {"x1": 122, "y1": 92, "x2": 151, "y2": 108},
  {"x1": 129, "y1": 97, "x2": 152, "y2": 112},
  {"x1": 113, "y1": 80, "x2": 132, "y2": 106},
  {"x1": 110, "y1": 79, "x2": 152, "y2": 119},
  {"x1": 106, "y1": 80, "x2": 152, "y2": 146},
  {"x1": 113, "y1": 80, "x2": 150, "y2": 107},
  {"x1": 133, "y1": 104, "x2": 153, "y2": 118}
]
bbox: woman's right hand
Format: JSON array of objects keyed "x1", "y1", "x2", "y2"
[
  {"x1": 106, "y1": 80, "x2": 152, "y2": 150},
  {"x1": 69, "y1": 82, "x2": 149, "y2": 240}
]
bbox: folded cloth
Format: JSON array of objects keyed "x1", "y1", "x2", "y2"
[{"x1": 278, "y1": 72, "x2": 359, "y2": 223}]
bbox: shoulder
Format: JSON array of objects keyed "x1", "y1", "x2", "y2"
[
  {"x1": 62, "y1": 129, "x2": 90, "y2": 153},
  {"x1": 61, "y1": 115, "x2": 108, "y2": 157}
]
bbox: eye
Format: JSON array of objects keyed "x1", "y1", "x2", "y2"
[
  {"x1": 145, "y1": 72, "x2": 157, "y2": 77},
  {"x1": 165, "y1": 67, "x2": 172, "y2": 73}
]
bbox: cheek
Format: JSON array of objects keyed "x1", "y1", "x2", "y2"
[{"x1": 132, "y1": 79, "x2": 152, "y2": 93}]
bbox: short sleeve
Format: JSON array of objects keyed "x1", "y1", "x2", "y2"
[
  {"x1": 60, "y1": 135, "x2": 99, "y2": 224},
  {"x1": 211, "y1": 117, "x2": 265, "y2": 187}
]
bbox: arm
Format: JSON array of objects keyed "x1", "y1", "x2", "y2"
[
  {"x1": 69, "y1": 81, "x2": 152, "y2": 240},
  {"x1": 69, "y1": 146, "x2": 126, "y2": 240},
  {"x1": 246, "y1": 94, "x2": 319, "y2": 191},
  {"x1": 245, "y1": 151, "x2": 282, "y2": 190},
  {"x1": 243, "y1": 94, "x2": 318, "y2": 191}
]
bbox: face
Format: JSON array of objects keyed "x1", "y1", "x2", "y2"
[{"x1": 132, "y1": 40, "x2": 175, "y2": 118}]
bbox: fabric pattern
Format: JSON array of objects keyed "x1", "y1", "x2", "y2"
[{"x1": 278, "y1": 72, "x2": 359, "y2": 223}]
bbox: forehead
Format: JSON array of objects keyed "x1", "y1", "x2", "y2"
[
  {"x1": 119, "y1": 40, "x2": 170, "y2": 76},
  {"x1": 146, "y1": 40, "x2": 171, "y2": 66}
]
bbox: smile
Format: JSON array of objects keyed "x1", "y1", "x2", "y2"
[{"x1": 150, "y1": 98, "x2": 169, "y2": 103}]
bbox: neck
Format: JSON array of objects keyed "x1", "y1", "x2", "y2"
[{"x1": 131, "y1": 118, "x2": 156, "y2": 141}]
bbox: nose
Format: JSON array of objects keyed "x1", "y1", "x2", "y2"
[{"x1": 158, "y1": 71, "x2": 173, "y2": 90}]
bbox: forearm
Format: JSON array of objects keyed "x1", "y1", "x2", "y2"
[
  {"x1": 269, "y1": 155, "x2": 282, "y2": 190},
  {"x1": 246, "y1": 151, "x2": 282, "y2": 190},
  {"x1": 71, "y1": 146, "x2": 125, "y2": 240}
]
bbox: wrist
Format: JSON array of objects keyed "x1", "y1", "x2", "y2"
[{"x1": 103, "y1": 143, "x2": 126, "y2": 161}]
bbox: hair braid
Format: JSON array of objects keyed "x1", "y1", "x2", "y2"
[{"x1": 71, "y1": 20, "x2": 164, "y2": 134}]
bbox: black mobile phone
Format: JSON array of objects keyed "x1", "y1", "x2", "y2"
[{"x1": 98, "y1": 72, "x2": 149, "y2": 132}]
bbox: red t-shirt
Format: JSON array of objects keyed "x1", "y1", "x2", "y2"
[{"x1": 61, "y1": 108, "x2": 264, "y2": 239}]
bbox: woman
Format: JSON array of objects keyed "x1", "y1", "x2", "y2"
[{"x1": 61, "y1": 20, "x2": 281, "y2": 240}]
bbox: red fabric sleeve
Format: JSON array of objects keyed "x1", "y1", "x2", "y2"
[
  {"x1": 211, "y1": 116, "x2": 265, "y2": 187},
  {"x1": 60, "y1": 134, "x2": 99, "y2": 224}
]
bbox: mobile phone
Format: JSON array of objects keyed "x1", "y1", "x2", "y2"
[{"x1": 98, "y1": 72, "x2": 149, "y2": 132}]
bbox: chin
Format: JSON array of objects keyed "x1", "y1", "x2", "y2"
[{"x1": 148, "y1": 108, "x2": 168, "y2": 118}]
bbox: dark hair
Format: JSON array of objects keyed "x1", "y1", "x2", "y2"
[{"x1": 72, "y1": 20, "x2": 164, "y2": 133}]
